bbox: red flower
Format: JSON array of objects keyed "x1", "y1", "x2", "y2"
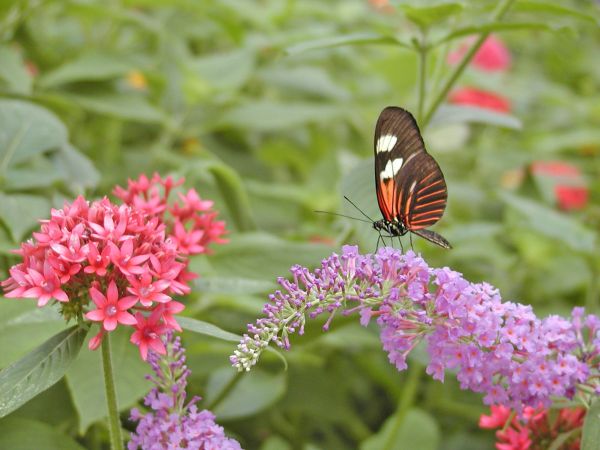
[
  {"x1": 555, "y1": 185, "x2": 588, "y2": 211},
  {"x1": 448, "y1": 35, "x2": 511, "y2": 72},
  {"x1": 448, "y1": 87, "x2": 511, "y2": 113},
  {"x1": 130, "y1": 311, "x2": 168, "y2": 360},
  {"x1": 85, "y1": 280, "x2": 137, "y2": 331}
]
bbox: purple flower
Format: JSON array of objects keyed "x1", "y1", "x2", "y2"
[
  {"x1": 231, "y1": 246, "x2": 600, "y2": 411},
  {"x1": 129, "y1": 333, "x2": 242, "y2": 450}
]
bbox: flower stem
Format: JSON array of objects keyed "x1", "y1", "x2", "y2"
[
  {"x1": 382, "y1": 363, "x2": 422, "y2": 450},
  {"x1": 417, "y1": 33, "x2": 428, "y2": 124},
  {"x1": 101, "y1": 333, "x2": 124, "y2": 450},
  {"x1": 421, "y1": 0, "x2": 516, "y2": 128},
  {"x1": 205, "y1": 371, "x2": 243, "y2": 411}
]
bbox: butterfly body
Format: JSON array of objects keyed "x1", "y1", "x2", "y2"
[{"x1": 373, "y1": 106, "x2": 451, "y2": 249}]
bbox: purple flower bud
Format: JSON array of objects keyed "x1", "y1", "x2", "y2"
[{"x1": 130, "y1": 333, "x2": 242, "y2": 449}]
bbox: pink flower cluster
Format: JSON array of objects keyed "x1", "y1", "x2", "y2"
[{"x1": 2, "y1": 174, "x2": 227, "y2": 359}]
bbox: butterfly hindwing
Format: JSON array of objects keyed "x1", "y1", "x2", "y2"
[{"x1": 411, "y1": 229, "x2": 452, "y2": 249}]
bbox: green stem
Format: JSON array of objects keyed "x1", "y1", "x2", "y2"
[
  {"x1": 382, "y1": 363, "x2": 422, "y2": 450},
  {"x1": 421, "y1": 0, "x2": 516, "y2": 128},
  {"x1": 205, "y1": 371, "x2": 243, "y2": 411},
  {"x1": 417, "y1": 33, "x2": 428, "y2": 124},
  {"x1": 102, "y1": 334, "x2": 124, "y2": 450}
]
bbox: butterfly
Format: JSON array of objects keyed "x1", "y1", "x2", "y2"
[{"x1": 371, "y1": 106, "x2": 451, "y2": 249}]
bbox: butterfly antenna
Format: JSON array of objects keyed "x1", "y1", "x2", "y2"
[
  {"x1": 314, "y1": 210, "x2": 372, "y2": 224},
  {"x1": 343, "y1": 196, "x2": 376, "y2": 223}
]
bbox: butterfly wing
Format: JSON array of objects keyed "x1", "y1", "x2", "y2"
[
  {"x1": 374, "y1": 106, "x2": 427, "y2": 222},
  {"x1": 412, "y1": 229, "x2": 452, "y2": 249},
  {"x1": 373, "y1": 106, "x2": 449, "y2": 236}
]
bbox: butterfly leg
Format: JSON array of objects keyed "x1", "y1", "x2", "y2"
[{"x1": 409, "y1": 233, "x2": 414, "y2": 252}]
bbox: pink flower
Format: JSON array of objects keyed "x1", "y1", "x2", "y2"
[
  {"x1": 172, "y1": 220, "x2": 206, "y2": 255},
  {"x1": 49, "y1": 223, "x2": 88, "y2": 262},
  {"x1": 2, "y1": 173, "x2": 227, "y2": 358},
  {"x1": 84, "y1": 242, "x2": 111, "y2": 276},
  {"x1": 85, "y1": 280, "x2": 137, "y2": 331},
  {"x1": 171, "y1": 189, "x2": 214, "y2": 221},
  {"x1": 88, "y1": 206, "x2": 128, "y2": 242},
  {"x1": 555, "y1": 185, "x2": 588, "y2": 211},
  {"x1": 448, "y1": 35, "x2": 511, "y2": 72},
  {"x1": 530, "y1": 161, "x2": 588, "y2": 211},
  {"x1": 479, "y1": 405, "x2": 512, "y2": 429},
  {"x1": 89, "y1": 328, "x2": 105, "y2": 350},
  {"x1": 448, "y1": 87, "x2": 511, "y2": 113},
  {"x1": 20, "y1": 261, "x2": 69, "y2": 307},
  {"x1": 130, "y1": 311, "x2": 168, "y2": 360},
  {"x1": 110, "y1": 239, "x2": 150, "y2": 276},
  {"x1": 158, "y1": 301, "x2": 184, "y2": 331},
  {"x1": 124, "y1": 271, "x2": 171, "y2": 307}
]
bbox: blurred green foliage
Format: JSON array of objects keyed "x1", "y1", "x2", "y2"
[{"x1": 0, "y1": 0, "x2": 599, "y2": 449}]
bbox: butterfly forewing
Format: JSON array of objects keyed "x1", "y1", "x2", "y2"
[
  {"x1": 373, "y1": 106, "x2": 449, "y2": 245},
  {"x1": 374, "y1": 107, "x2": 427, "y2": 222}
]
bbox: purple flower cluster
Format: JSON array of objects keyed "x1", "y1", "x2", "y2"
[
  {"x1": 129, "y1": 333, "x2": 242, "y2": 450},
  {"x1": 231, "y1": 246, "x2": 600, "y2": 410}
]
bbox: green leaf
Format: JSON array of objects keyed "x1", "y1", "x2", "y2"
[
  {"x1": 548, "y1": 428, "x2": 581, "y2": 450},
  {"x1": 431, "y1": 105, "x2": 522, "y2": 130},
  {"x1": 437, "y1": 21, "x2": 567, "y2": 44},
  {"x1": 176, "y1": 316, "x2": 241, "y2": 342},
  {"x1": 0, "y1": 100, "x2": 68, "y2": 171},
  {"x1": 0, "y1": 417, "x2": 85, "y2": 450},
  {"x1": 0, "y1": 301, "x2": 66, "y2": 368},
  {"x1": 500, "y1": 192, "x2": 596, "y2": 254},
  {"x1": 0, "y1": 193, "x2": 51, "y2": 242},
  {"x1": 65, "y1": 93, "x2": 165, "y2": 123},
  {"x1": 207, "y1": 163, "x2": 257, "y2": 231},
  {"x1": 38, "y1": 51, "x2": 135, "y2": 87},
  {"x1": 205, "y1": 367, "x2": 286, "y2": 420},
  {"x1": 219, "y1": 100, "x2": 344, "y2": 132},
  {"x1": 50, "y1": 144, "x2": 100, "y2": 192},
  {"x1": 402, "y1": 3, "x2": 464, "y2": 29},
  {"x1": 0, "y1": 45, "x2": 32, "y2": 95},
  {"x1": 581, "y1": 400, "x2": 600, "y2": 450},
  {"x1": 195, "y1": 276, "x2": 276, "y2": 295},
  {"x1": 0, "y1": 325, "x2": 87, "y2": 418},
  {"x1": 514, "y1": 1, "x2": 598, "y2": 24},
  {"x1": 191, "y1": 48, "x2": 255, "y2": 92},
  {"x1": 259, "y1": 66, "x2": 350, "y2": 100},
  {"x1": 360, "y1": 408, "x2": 440, "y2": 450},
  {"x1": 65, "y1": 328, "x2": 151, "y2": 433},
  {"x1": 286, "y1": 32, "x2": 408, "y2": 56},
  {"x1": 210, "y1": 232, "x2": 332, "y2": 281}
]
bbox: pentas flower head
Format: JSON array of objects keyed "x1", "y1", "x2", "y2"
[
  {"x1": 2, "y1": 174, "x2": 227, "y2": 359},
  {"x1": 530, "y1": 161, "x2": 588, "y2": 211},
  {"x1": 448, "y1": 35, "x2": 511, "y2": 72},
  {"x1": 231, "y1": 246, "x2": 600, "y2": 412},
  {"x1": 480, "y1": 404, "x2": 585, "y2": 450},
  {"x1": 129, "y1": 333, "x2": 242, "y2": 450},
  {"x1": 448, "y1": 87, "x2": 511, "y2": 113}
]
